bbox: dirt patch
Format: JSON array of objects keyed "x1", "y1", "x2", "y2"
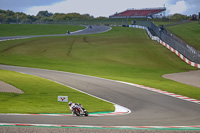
[
  {"x1": 66, "y1": 38, "x2": 76, "y2": 56},
  {"x1": 83, "y1": 36, "x2": 92, "y2": 45},
  {"x1": 0, "y1": 80, "x2": 24, "y2": 94},
  {"x1": 162, "y1": 70, "x2": 200, "y2": 88}
]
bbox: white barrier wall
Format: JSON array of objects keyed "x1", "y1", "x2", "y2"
[{"x1": 129, "y1": 25, "x2": 200, "y2": 69}]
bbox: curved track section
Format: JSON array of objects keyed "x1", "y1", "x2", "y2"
[
  {"x1": 0, "y1": 64, "x2": 200, "y2": 126},
  {"x1": 0, "y1": 25, "x2": 111, "y2": 41},
  {"x1": 0, "y1": 26, "x2": 200, "y2": 127}
]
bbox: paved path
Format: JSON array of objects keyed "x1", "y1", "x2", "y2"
[
  {"x1": 0, "y1": 26, "x2": 200, "y2": 131},
  {"x1": 0, "y1": 64, "x2": 200, "y2": 126},
  {"x1": 0, "y1": 25, "x2": 111, "y2": 41},
  {"x1": 164, "y1": 20, "x2": 190, "y2": 27}
]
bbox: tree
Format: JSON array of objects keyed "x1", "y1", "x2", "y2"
[
  {"x1": 52, "y1": 13, "x2": 69, "y2": 21},
  {"x1": 27, "y1": 15, "x2": 37, "y2": 22},
  {"x1": 21, "y1": 18, "x2": 32, "y2": 24},
  {"x1": 17, "y1": 13, "x2": 28, "y2": 23},
  {"x1": 0, "y1": 9, "x2": 6, "y2": 14},
  {"x1": 0, "y1": 9, "x2": 98, "y2": 24},
  {"x1": 5, "y1": 10, "x2": 15, "y2": 16},
  {"x1": 96, "y1": 16, "x2": 108, "y2": 19},
  {"x1": 170, "y1": 13, "x2": 189, "y2": 20},
  {"x1": 0, "y1": 13, "x2": 6, "y2": 22},
  {"x1": 81, "y1": 14, "x2": 90, "y2": 19},
  {"x1": 36, "y1": 11, "x2": 53, "y2": 18},
  {"x1": 39, "y1": 17, "x2": 53, "y2": 23}
]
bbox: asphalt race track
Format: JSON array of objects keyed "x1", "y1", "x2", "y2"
[
  {"x1": 0, "y1": 26, "x2": 200, "y2": 127},
  {"x1": 0, "y1": 25, "x2": 111, "y2": 41}
]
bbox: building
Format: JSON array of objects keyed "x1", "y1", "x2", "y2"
[{"x1": 109, "y1": 7, "x2": 166, "y2": 19}]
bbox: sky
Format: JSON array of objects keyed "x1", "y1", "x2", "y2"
[{"x1": 0, "y1": 0, "x2": 199, "y2": 17}]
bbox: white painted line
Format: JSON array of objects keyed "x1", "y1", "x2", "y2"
[
  {"x1": 114, "y1": 104, "x2": 130, "y2": 113},
  {"x1": 13, "y1": 68, "x2": 131, "y2": 115},
  {"x1": 180, "y1": 54, "x2": 183, "y2": 60},
  {"x1": 185, "y1": 58, "x2": 189, "y2": 63},
  {"x1": 191, "y1": 62, "x2": 195, "y2": 66},
  {"x1": 3, "y1": 63, "x2": 200, "y2": 106},
  {"x1": 49, "y1": 80, "x2": 130, "y2": 114}
]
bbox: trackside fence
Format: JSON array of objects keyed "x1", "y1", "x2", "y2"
[
  {"x1": 131, "y1": 21, "x2": 200, "y2": 68},
  {"x1": 129, "y1": 22, "x2": 200, "y2": 68}
]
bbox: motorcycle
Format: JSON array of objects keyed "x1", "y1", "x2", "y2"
[{"x1": 72, "y1": 105, "x2": 88, "y2": 116}]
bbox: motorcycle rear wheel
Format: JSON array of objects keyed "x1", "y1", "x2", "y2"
[{"x1": 73, "y1": 110, "x2": 80, "y2": 116}]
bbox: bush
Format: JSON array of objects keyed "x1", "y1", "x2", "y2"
[{"x1": 170, "y1": 13, "x2": 189, "y2": 20}]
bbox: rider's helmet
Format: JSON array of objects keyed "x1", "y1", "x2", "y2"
[{"x1": 68, "y1": 101, "x2": 72, "y2": 106}]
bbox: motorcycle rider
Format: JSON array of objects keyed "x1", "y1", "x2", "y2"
[{"x1": 68, "y1": 101, "x2": 85, "y2": 116}]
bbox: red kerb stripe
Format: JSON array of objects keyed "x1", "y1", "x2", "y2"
[{"x1": 188, "y1": 60, "x2": 191, "y2": 65}]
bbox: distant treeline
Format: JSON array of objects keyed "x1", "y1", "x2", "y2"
[
  {"x1": 0, "y1": 9, "x2": 196, "y2": 24},
  {"x1": 0, "y1": 9, "x2": 108, "y2": 24}
]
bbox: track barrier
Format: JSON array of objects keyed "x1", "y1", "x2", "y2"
[{"x1": 128, "y1": 24, "x2": 200, "y2": 69}]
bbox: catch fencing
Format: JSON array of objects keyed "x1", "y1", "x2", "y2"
[{"x1": 134, "y1": 21, "x2": 200, "y2": 64}]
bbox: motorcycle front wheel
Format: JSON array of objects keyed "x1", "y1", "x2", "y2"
[{"x1": 84, "y1": 111, "x2": 88, "y2": 116}]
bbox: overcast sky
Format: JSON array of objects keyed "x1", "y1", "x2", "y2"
[{"x1": 0, "y1": 0, "x2": 199, "y2": 17}]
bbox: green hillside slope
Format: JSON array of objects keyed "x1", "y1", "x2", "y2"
[{"x1": 0, "y1": 26, "x2": 199, "y2": 101}]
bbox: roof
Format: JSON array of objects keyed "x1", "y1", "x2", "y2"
[{"x1": 110, "y1": 8, "x2": 166, "y2": 18}]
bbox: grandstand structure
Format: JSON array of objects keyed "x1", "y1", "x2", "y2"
[{"x1": 109, "y1": 7, "x2": 166, "y2": 19}]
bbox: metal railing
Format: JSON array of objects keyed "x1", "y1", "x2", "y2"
[{"x1": 135, "y1": 21, "x2": 200, "y2": 64}]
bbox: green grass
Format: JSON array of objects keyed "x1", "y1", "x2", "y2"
[
  {"x1": 0, "y1": 69, "x2": 114, "y2": 113},
  {"x1": 0, "y1": 24, "x2": 85, "y2": 36},
  {"x1": 0, "y1": 26, "x2": 199, "y2": 103},
  {"x1": 166, "y1": 21, "x2": 200, "y2": 50},
  {"x1": 153, "y1": 21, "x2": 180, "y2": 26}
]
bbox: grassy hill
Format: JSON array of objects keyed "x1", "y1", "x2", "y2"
[
  {"x1": 0, "y1": 26, "x2": 199, "y2": 102},
  {"x1": 0, "y1": 24, "x2": 85, "y2": 36},
  {"x1": 0, "y1": 26, "x2": 200, "y2": 113},
  {"x1": 166, "y1": 21, "x2": 200, "y2": 51},
  {"x1": 0, "y1": 69, "x2": 114, "y2": 113}
]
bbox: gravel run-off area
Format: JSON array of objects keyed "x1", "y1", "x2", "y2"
[
  {"x1": 0, "y1": 80, "x2": 23, "y2": 94},
  {"x1": 162, "y1": 70, "x2": 200, "y2": 88}
]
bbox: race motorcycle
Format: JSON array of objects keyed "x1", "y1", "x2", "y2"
[{"x1": 72, "y1": 105, "x2": 88, "y2": 116}]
